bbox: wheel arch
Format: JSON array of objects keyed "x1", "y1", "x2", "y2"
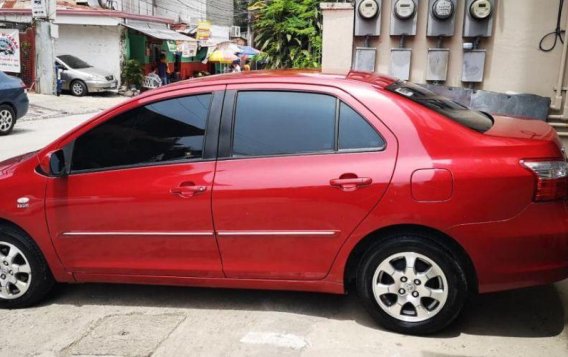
[
  {"x1": 344, "y1": 224, "x2": 478, "y2": 295},
  {"x1": 0, "y1": 217, "x2": 38, "y2": 247},
  {"x1": 0, "y1": 102, "x2": 16, "y2": 117},
  {"x1": 0, "y1": 217, "x2": 72, "y2": 283}
]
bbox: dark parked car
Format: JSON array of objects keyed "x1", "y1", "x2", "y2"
[{"x1": 0, "y1": 71, "x2": 28, "y2": 135}]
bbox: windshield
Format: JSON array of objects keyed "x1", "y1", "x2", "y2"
[
  {"x1": 386, "y1": 81, "x2": 494, "y2": 133},
  {"x1": 58, "y1": 55, "x2": 92, "y2": 69}
]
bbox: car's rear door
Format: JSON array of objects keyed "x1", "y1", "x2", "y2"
[
  {"x1": 212, "y1": 83, "x2": 398, "y2": 279},
  {"x1": 46, "y1": 86, "x2": 225, "y2": 277}
]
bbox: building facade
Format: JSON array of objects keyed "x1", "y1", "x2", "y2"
[
  {"x1": 207, "y1": 0, "x2": 234, "y2": 27},
  {"x1": 0, "y1": 0, "x2": 235, "y2": 91}
]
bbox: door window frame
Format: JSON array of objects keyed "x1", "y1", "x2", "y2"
[
  {"x1": 64, "y1": 89, "x2": 225, "y2": 176},
  {"x1": 218, "y1": 85, "x2": 386, "y2": 160}
]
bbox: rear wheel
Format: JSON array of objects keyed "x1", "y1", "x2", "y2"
[
  {"x1": 0, "y1": 105, "x2": 15, "y2": 135},
  {"x1": 356, "y1": 234, "x2": 468, "y2": 334},
  {"x1": 70, "y1": 80, "x2": 87, "y2": 97},
  {"x1": 0, "y1": 226, "x2": 54, "y2": 308}
]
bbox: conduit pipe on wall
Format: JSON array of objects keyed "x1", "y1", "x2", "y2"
[{"x1": 549, "y1": 4, "x2": 568, "y2": 118}]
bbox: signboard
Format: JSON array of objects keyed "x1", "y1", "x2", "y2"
[
  {"x1": 196, "y1": 21, "x2": 211, "y2": 41},
  {"x1": 0, "y1": 30, "x2": 21, "y2": 73},
  {"x1": 177, "y1": 41, "x2": 198, "y2": 58},
  {"x1": 32, "y1": 0, "x2": 48, "y2": 19}
]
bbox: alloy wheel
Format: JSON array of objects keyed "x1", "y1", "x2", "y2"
[
  {"x1": 0, "y1": 109, "x2": 13, "y2": 133},
  {"x1": 72, "y1": 82, "x2": 84, "y2": 96},
  {"x1": 372, "y1": 252, "x2": 448, "y2": 323},
  {"x1": 0, "y1": 241, "x2": 32, "y2": 300}
]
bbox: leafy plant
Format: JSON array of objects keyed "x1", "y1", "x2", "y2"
[
  {"x1": 250, "y1": 0, "x2": 323, "y2": 69},
  {"x1": 122, "y1": 59, "x2": 143, "y2": 88}
]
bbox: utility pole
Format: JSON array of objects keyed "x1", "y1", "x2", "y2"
[
  {"x1": 33, "y1": 0, "x2": 56, "y2": 95},
  {"x1": 247, "y1": 0, "x2": 252, "y2": 46}
]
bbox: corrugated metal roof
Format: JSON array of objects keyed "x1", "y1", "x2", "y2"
[{"x1": 122, "y1": 21, "x2": 196, "y2": 42}]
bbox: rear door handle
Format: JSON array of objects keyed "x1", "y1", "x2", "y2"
[
  {"x1": 330, "y1": 177, "x2": 372, "y2": 192},
  {"x1": 170, "y1": 183, "x2": 207, "y2": 198}
]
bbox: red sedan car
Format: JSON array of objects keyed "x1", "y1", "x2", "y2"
[{"x1": 1, "y1": 71, "x2": 567, "y2": 334}]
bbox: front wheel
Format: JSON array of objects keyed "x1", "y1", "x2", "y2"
[
  {"x1": 0, "y1": 226, "x2": 54, "y2": 308},
  {"x1": 357, "y1": 234, "x2": 468, "y2": 335},
  {"x1": 70, "y1": 80, "x2": 87, "y2": 97}
]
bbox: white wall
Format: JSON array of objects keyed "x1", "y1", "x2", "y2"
[
  {"x1": 207, "y1": 0, "x2": 234, "y2": 27},
  {"x1": 155, "y1": 0, "x2": 206, "y2": 23},
  {"x1": 55, "y1": 24, "x2": 123, "y2": 87},
  {"x1": 121, "y1": 0, "x2": 207, "y2": 23}
]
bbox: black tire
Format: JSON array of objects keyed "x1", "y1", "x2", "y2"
[
  {"x1": 0, "y1": 225, "x2": 55, "y2": 308},
  {"x1": 0, "y1": 104, "x2": 16, "y2": 136},
  {"x1": 356, "y1": 232, "x2": 468, "y2": 335},
  {"x1": 70, "y1": 80, "x2": 87, "y2": 97}
]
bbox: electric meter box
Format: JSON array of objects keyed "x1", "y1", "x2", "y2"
[
  {"x1": 427, "y1": 0, "x2": 457, "y2": 37},
  {"x1": 462, "y1": 49, "x2": 486, "y2": 82},
  {"x1": 355, "y1": 0, "x2": 382, "y2": 37},
  {"x1": 463, "y1": 0, "x2": 495, "y2": 37},
  {"x1": 390, "y1": 0, "x2": 419, "y2": 36},
  {"x1": 354, "y1": 47, "x2": 377, "y2": 72},
  {"x1": 390, "y1": 48, "x2": 412, "y2": 80},
  {"x1": 427, "y1": 48, "x2": 450, "y2": 81}
]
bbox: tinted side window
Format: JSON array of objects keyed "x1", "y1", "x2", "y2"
[
  {"x1": 71, "y1": 94, "x2": 211, "y2": 171},
  {"x1": 232, "y1": 91, "x2": 336, "y2": 156},
  {"x1": 339, "y1": 102, "x2": 385, "y2": 150}
]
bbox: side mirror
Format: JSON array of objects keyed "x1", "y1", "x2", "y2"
[{"x1": 39, "y1": 150, "x2": 68, "y2": 177}]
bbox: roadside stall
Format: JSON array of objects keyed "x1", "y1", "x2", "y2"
[{"x1": 123, "y1": 20, "x2": 205, "y2": 86}]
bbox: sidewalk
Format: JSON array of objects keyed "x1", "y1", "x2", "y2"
[{"x1": 24, "y1": 92, "x2": 128, "y2": 121}]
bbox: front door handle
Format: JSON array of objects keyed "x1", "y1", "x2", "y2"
[
  {"x1": 330, "y1": 176, "x2": 372, "y2": 192},
  {"x1": 170, "y1": 182, "x2": 207, "y2": 198}
]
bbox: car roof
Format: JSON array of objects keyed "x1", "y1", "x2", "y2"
[{"x1": 141, "y1": 70, "x2": 398, "y2": 98}]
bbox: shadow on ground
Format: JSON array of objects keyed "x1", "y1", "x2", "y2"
[
  {"x1": 8, "y1": 128, "x2": 32, "y2": 136},
  {"x1": 47, "y1": 281, "x2": 566, "y2": 339},
  {"x1": 58, "y1": 91, "x2": 120, "y2": 98}
]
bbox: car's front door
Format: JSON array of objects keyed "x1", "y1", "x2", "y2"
[
  {"x1": 212, "y1": 84, "x2": 398, "y2": 280},
  {"x1": 46, "y1": 88, "x2": 225, "y2": 277}
]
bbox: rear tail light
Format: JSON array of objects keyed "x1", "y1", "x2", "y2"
[{"x1": 521, "y1": 160, "x2": 568, "y2": 201}]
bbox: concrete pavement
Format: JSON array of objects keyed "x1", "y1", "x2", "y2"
[
  {"x1": 0, "y1": 113, "x2": 93, "y2": 161},
  {"x1": 23, "y1": 93, "x2": 127, "y2": 121},
  {"x1": 0, "y1": 103, "x2": 567, "y2": 356},
  {"x1": 0, "y1": 282, "x2": 567, "y2": 357}
]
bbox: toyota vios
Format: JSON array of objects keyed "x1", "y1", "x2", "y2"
[{"x1": 0, "y1": 71, "x2": 567, "y2": 334}]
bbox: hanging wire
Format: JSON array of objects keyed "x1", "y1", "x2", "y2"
[{"x1": 539, "y1": 0, "x2": 565, "y2": 52}]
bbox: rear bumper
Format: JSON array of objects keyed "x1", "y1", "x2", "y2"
[
  {"x1": 13, "y1": 90, "x2": 29, "y2": 120},
  {"x1": 86, "y1": 80, "x2": 118, "y2": 92},
  {"x1": 449, "y1": 202, "x2": 568, "y2": 293}
]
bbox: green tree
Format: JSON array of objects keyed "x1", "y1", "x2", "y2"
[{"x1": 250, "y1": 0, "x2": 323, "y2": 69}]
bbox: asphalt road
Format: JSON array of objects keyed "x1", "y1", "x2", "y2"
[{"x1": 0, "y1": 112, "x2": 567, "y2": 356}]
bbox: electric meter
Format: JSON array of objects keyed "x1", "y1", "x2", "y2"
[
  {"x1": 470, "y1": 0, "x2": 492, "y2": 20},
  {"x1": 432, "y1": 0, "x2": 454, "y2": 20},
  {"x1": 394, "y1": 0, "x2": 416, "y2": 20},
  {"x1": 355, "y1": 0, "x2": 382, "y2": 36},
  {"x1": 358, "y1": 0, "x2": 380, "y2": 19}
]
